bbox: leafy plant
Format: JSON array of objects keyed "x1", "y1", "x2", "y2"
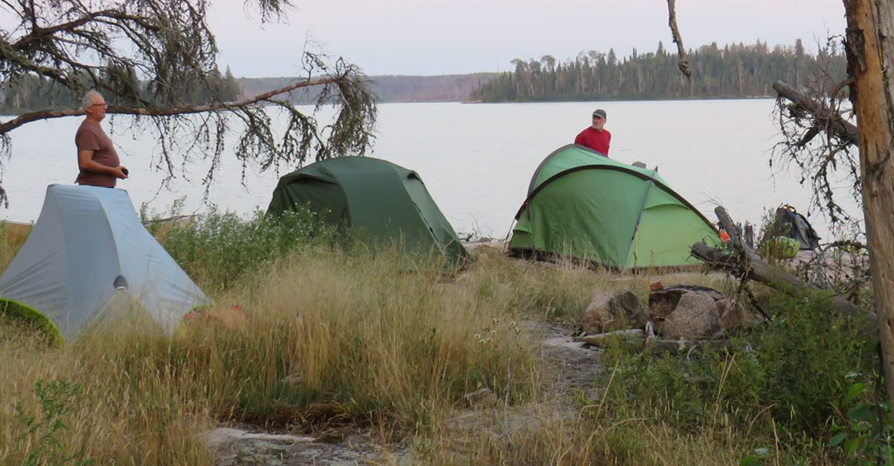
[
  {"x1": 826, "y1": 374, "x2": 894, "y2": 465},
  {"x1": 15, "y1": 379, "x2": 93, "y2": 466},
  {"x1": 154, "y1": 205, "x2": 337, "y2": 291}
]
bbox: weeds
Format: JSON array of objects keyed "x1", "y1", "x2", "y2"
[
  {"x1": 1, "y1": 211, "x2": 889, "y2": 464},
  {"x1": 588, "y1": 291, "x2": 884, "y2": 464},
  {"x1": 15, "y1": 379, "x2": 93, "y2": 466},
  {"x1": 152, "y1": 205, "x2": 338, "y2": 292}
]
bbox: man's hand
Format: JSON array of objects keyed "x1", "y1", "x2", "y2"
[{"x1": 111, "y1": 166, "x2": 128, "y2": 179}]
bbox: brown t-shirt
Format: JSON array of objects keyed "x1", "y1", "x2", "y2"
[{"x1": 75, "y1": 120, "x2": 120, "y2": 187}]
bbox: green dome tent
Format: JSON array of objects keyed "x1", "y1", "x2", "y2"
[
  {"x1": 509, "y1": 145, "x2": 720, "y2": 269},
  {"x1": 267, "y1": 157, "x2": 469, "y2": 265}
]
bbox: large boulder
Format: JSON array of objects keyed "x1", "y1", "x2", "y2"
[
  {"x1": 582, "y1": 289, "x2": 646, "y2": 334},
  {"x1": 661, "y1": 292, "x2": 724, "y2": 340},
  {"x1": 648, "y1": 285, "x2": 724, "y2": 322}
]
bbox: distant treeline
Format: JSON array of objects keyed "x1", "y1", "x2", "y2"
[
  {"x1": 472, "y1": 39, "x2": 848, "y2": 102},
  {"x1": 238, "y1": 73, "x2": 499, "y2": 104},
  {"x1": 0, "y1": 72, "x2": 497, "y2": 113},
  {"x1": 0, "y1": 66, "x2": 241, "y2": 113}
]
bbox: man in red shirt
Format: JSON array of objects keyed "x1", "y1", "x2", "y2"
[
  {"x1": 574, "y1": 109, "x2": 611, "y2": 156},
  {"x1": 75, "y1": 90, "x2": 128, "y2": 187}
]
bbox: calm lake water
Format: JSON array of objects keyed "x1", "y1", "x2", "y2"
[{"x1": 1, "y1": 100, "x2": 859, "y2": 239}]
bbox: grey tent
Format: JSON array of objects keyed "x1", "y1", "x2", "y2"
[{"x1": 0, "y1": 185, "x2": 208, "y2": 340}]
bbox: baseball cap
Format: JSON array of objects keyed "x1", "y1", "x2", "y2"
[{"x1": 592, "y1": 109, "x2": 607, "y2": 119}]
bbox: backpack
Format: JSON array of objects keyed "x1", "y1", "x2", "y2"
[{"x1": 776, "y1": 206, "x2": 821, "y2": 250}]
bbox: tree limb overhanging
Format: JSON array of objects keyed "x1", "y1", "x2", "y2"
[
  {"x1": 774, "y1": 80, "x2": 859, "y2": 146},
  {"x1": 0, "y1": 0, "x2": 376, "y2": 206},
  {"x1": 665, "y1": 0, "x2": 692, "y2": 78},
  {"x1": 771, "y1": 48, "x2": 862, "y2": 228},
  {"x1": 0, "y1": 75, "x2": 346, "y2": 134}
]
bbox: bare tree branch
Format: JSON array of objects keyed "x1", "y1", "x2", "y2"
[
  {"x1": 773, "y1": 80, "x2": 858, "y2": 145},
  {"x1": 666, "y1": 0, "x2": 692, "y2": 78},
  {"x1": 0, "y1": 0, "x2": 377, "y2": 206},
  {"x1": 691, "y1": 206, "x2": 869, "y2": 321},
  {"x1": 770, "y1": 40, "x2": 862, "y2": 230},
  {"x1": 0, "y1": 74, "x2": 344, "y2": 134}
]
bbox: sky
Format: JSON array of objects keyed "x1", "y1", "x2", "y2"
[{"x1": 208, "y1": 0, "x2": 848, "y2": 77}]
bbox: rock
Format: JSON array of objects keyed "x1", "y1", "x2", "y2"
[
  {"x1": 582, "y1": 329, "x2": 644, "y2": 349},
  {"x1": 582, "y1": 289, "x2": 646, "y2": 334},
  {"x1": 661, "y1": 292, "x2": 724, "y2": 340},
  {"x1": 716, "y1": 298, "x2": 758, "y2": 331},
  {"x1": 648, "y1": 285, "x2": 724, "y2": 321},
  {"x1": 612, "y1": 289, "x2": 646, "y2": 326},
  {"x1": 203, "y1": 427, "x2": 316, "y2": 451},
  {"x1": 648, "y1": 288, "x2": 686, "y2": 321},
  {"x1": 582, "y1": 292, "x2": 613, "y2": 334},
  {"x1": 649, "y1": 281, "x2": 664, "y2": 292}
]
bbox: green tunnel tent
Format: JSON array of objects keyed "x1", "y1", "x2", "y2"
[
  {"x1": 267, "y1": 157, "x2": 470, "y2": 265},
  {"x1": 509, "y1": 145, "x2": 721, "y2": 269}
]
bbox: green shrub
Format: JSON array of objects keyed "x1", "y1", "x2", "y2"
[
  {"x1": 597, "y1": 294, "x2": 881, "y2": 459},
  {"x1": 155, "y1": 206, "x2": 337, "y2": 291}
]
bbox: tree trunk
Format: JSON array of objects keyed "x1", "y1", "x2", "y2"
[{"x1": 843, "y1": 0, "x2": 894, "y2": 423}]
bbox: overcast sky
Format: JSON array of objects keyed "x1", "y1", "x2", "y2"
[{"x1": 208, "y1": 0, "x2": 847, "y2": 77}]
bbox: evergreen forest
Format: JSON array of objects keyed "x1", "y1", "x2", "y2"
[
  {"x1": 0, "y1": 66, "x2": 242, "y2": 113},
  {"x1": 472, "y1": 39, "x2": 847, "y2": 102}
]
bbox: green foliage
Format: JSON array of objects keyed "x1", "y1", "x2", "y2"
[
  {"x1": 825, "y1": 376, "x2": 894, "y2": 465},
  {"x1": 474, "y1": 40, "x2": 847, "y2": 102},
  {"x1": 14, "y1": 379, "x2": 93, "y2": 466},
  {"x1": 153, "y1": 205, "x2": 338, "y2": 291},
  {"x1": 596, "y1": 295, "x2": 884, "y2": 462}
]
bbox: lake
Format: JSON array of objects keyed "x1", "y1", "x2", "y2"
[{"x1": 1, "y1": 99, "x2": 860, "y2": 240}]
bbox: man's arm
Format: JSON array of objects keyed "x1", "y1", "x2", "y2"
[{"x1": 78, "y1": 150, "x2": 128, "y2": 179}]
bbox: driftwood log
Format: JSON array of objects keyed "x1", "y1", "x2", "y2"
[{"x1": 690, "y1": 207, "x2": 868, "y2": 320}]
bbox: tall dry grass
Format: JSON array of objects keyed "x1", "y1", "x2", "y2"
[
  {"x1": 0, "y1": 221, "x2": 30, "y2": 273},
  {"x1": 1, "y1": 213, "x2": 866, "y2": 464},
  {"x1": 0, "y1": 247, "x2": 539, "y2": 464}
]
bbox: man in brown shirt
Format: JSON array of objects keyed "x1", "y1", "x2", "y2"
[{"x1": 75, "y1": 90, "x2": 128, "y2": 187}]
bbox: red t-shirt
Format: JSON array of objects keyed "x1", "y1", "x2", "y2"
[
  {"x1": 574, "y1": 127, "x2": 611, "y2": 156},
  {"x1": 75, "y1": 120, "x2": 120, "y2": 187}
]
